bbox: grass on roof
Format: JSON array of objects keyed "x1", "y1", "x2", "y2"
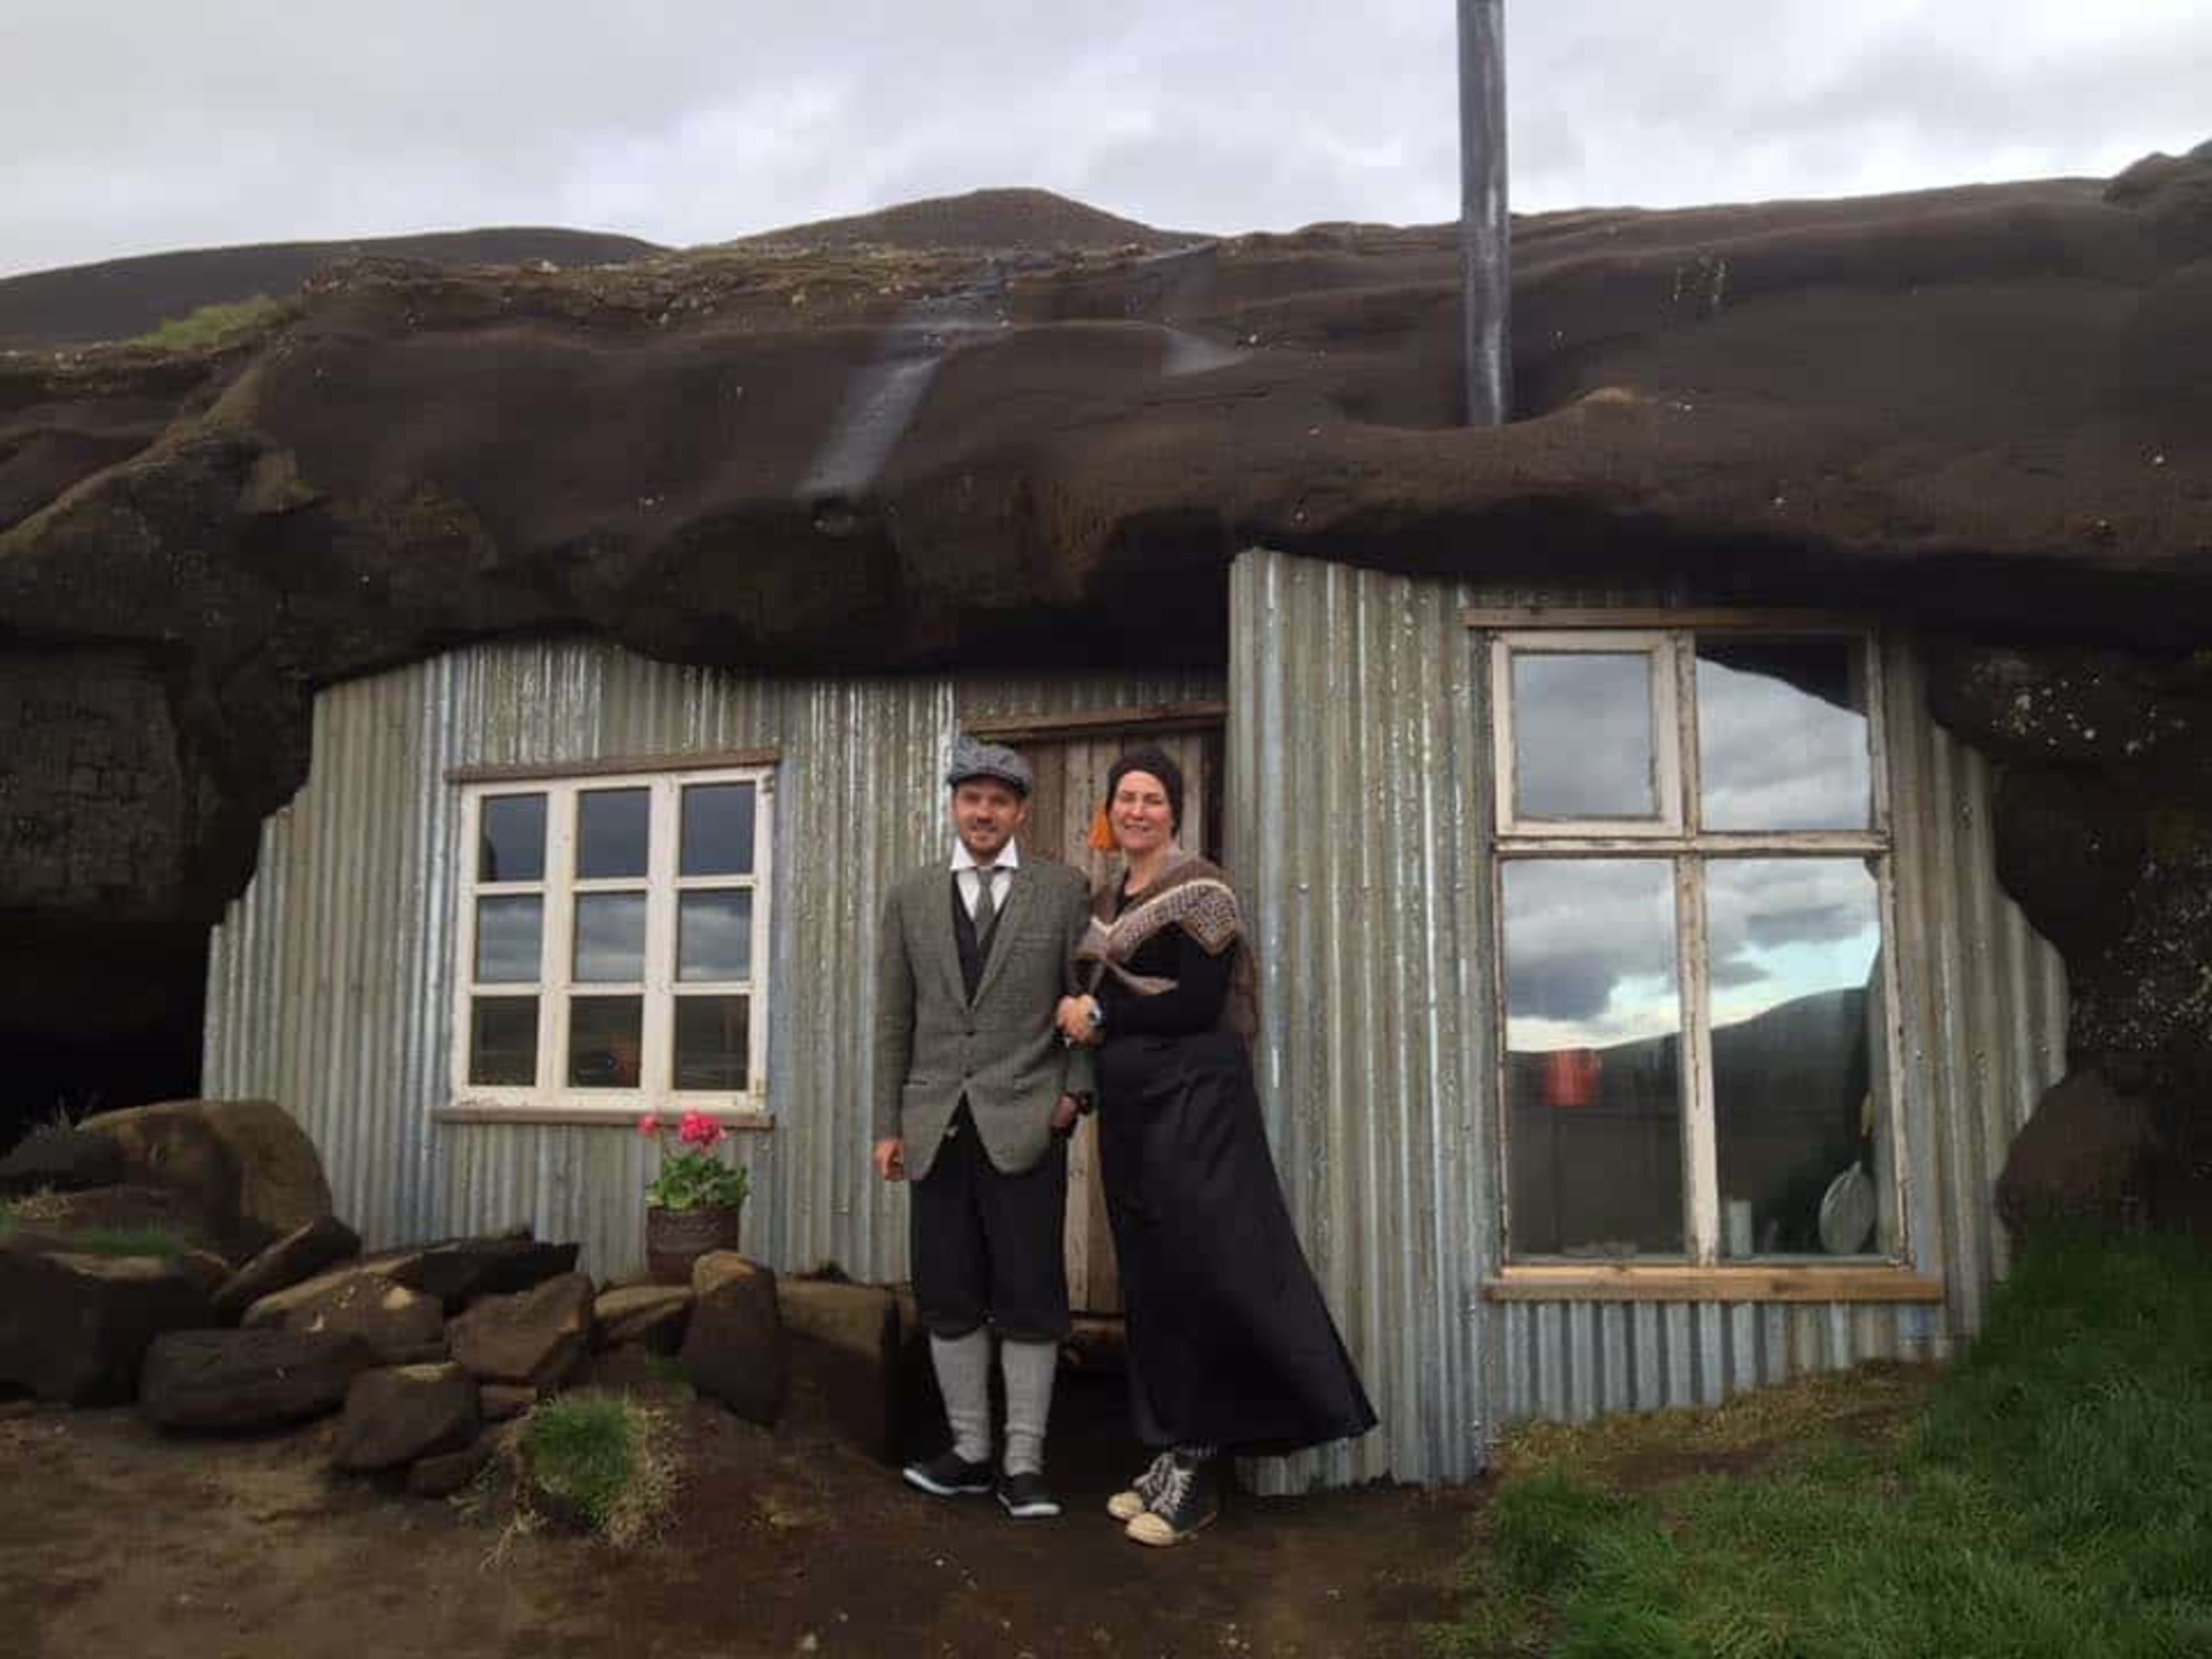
[{"x1": 127, "y1": 294, "x2": 290, "y2": 350}]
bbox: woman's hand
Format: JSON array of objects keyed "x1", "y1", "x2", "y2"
[{"x1": 1056, "y1": 994, "x2": 1100, "y2": 1046}]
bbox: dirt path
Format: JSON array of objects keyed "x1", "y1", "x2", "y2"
[{"x1": 2, "y1": 1374, "x2": 1482, "y2": 1659}]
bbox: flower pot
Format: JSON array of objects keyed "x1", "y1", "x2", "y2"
[{"x1": 645, "y1": 1201, "x2": 742, "y2": 1286}]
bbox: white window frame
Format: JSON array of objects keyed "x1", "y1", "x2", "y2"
[
  {"x1": 1491, "y1": 630, "x2": 1683, "y2": 836},
  {"x1": 1483, "y1": 620, "x2": 1913, "y2": 1274},
  {"x1": 446, "y1": 763, "x2": 775, "y2": 1123}
]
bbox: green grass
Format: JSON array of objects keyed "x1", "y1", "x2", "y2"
[
  {"x1": 520, "y1": 1392, "x2": 675, "y2": 1546},
  {"x1": 127, "y1": 294, "x2": 289, "y2": 350},
  {"x1": 54, "y1": 1225, "x2": 194, "y2": 1258},
  {"x1": 0, "y1": 1200, "x2": 16, "y2": 1243},
  {"x1": 1440, "y1": 1232, "x2": 2212, "y2": 1659}
]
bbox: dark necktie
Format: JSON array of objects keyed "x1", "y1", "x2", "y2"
[{"x1": 972, "y1": 863, "x2": 1001, "y2": 941}]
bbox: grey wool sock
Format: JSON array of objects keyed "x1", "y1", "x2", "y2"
[
  {"x1": 1000, "y1": 1337, "x2": 1059, "y2": 1477},
  {"x1": 929, "y1": 1330, "x2": 993, "y2": 1464}
]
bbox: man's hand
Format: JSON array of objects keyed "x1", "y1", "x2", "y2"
[
  {"x1": 1051, "y1": 1094, "x2": 1081, "y2": 1135},
  {"x1": 873, "y1": 1137, "x2": 906, "y2": 1181}
]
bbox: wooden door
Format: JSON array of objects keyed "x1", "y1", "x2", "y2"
[{"x1": 964, "y1": 713, "x2": 1223, "y2": 1316}]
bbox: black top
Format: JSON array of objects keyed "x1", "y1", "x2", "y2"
[{"x1": 1099, "y1": 883, "x2": 1233, "y2": 1037}]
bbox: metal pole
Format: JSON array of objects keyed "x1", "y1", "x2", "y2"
[{"x1": 1458, "y1": 0, "x2": 1510, "y2": 426}]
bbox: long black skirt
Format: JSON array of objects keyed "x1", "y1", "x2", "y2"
[{"x1": 1097, "y1": 1029, "x2": 1378, "y2": 1455}]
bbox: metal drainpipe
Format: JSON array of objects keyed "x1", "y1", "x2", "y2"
[{"x1": 1459, "y1": 0, "x2": 1510, "y2": 426}]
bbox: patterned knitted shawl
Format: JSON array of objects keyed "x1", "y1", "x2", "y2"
[{"x1": 1078, "y1": 850, "x2": 1258, "y2": 1037}]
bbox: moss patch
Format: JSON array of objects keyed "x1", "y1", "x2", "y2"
[
  {"x1": 128, "y1": 295, "x2": 290, "y2": 350},
  {"x1": 518, "y1": 1392, "x2": 676, "y2": 1548}
]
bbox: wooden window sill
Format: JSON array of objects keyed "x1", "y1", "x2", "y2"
[
  {"x1": 1484, "y1": 1265, "x2": 1944, "y2": 1304},
  {"x1": 435, "y1": 1100, "x2": 775, "y2": 1131}
]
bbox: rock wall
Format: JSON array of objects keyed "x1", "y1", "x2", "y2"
[{"x1": 1931, "y1": 643, "x2": 2212, "y2": 1230}]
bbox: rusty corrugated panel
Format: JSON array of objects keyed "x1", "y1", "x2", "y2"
[
  {"x1": 1225, "y1": 549, "x2": 2065, "y2": 1484},
  {"x1": 1228, "y1": 551, "x2": 1493, "y2": 1488}
]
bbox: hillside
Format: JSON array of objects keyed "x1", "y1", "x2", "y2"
[
  {"x1": 728, "y1": 185, "x2": 1195, "y2": 253},
  {"x1": 0, "y1": 226, "x2": 663, "y2": 349}
]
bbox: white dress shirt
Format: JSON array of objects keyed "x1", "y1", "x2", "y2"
[{"x1": 950, "y1": 839, "x2": 1020, "y2": 921}]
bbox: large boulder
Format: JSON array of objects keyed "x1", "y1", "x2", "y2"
[
  {"x1": 78, "y1": 1099, "x2": 331, "y2": 1252},
  {"x1": 238, "y1": 1232, "x2": 579, "y2": 1327},
  {"x1": 389, "y1": 1234, "x2": 579, "y2": 1312},
  {"x1": 681, "y1": 1252, "x2": 786, "y2": 1427},
  {"x1": 332, "y1": 1362, "x2": 480, "y2": 1471},
  {"x1": 137, "y1": 1327, "x2": 375, "y2": 1431},
  {"x1": 252, "y1": 1272, "x2": 447, "y2": 1365},
  {"x1": 212, "y1": 1214, "x2": 361, "y2": 1321},
  {"x1": 0, "y1": 1125, "x2": 124, "y2": 1195},
  {"x1": 778, "y1": 1277, "x2": 902, "y2": 1463},
  {"x1": 593, "y1": 1283, "x2": 694, "y2": 1354},
  {"x1": 0, "y1": 1246, "x2": 215, "y2": 1404},
  {"x1": 448, "y1": 1272, "x2": 594, "y2": 1391},
  {"x1": 1997, "y1": 1069, "x2": 2162, "y2": 1243}
]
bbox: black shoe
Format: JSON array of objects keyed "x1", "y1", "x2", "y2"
[
  {"x1": 903, "y1": 1449, "x2": 994, "y2": 1497},
  {"x1": 1123, "y1": 1450, "x2": 1220, "y2": 1547},
  {"x1": 997, "y1": 1469, "x2": 1062, "y2": 1519},
  {"x1": 1107, "y1": 1449, "x2": 1176, "y2": 1522}
]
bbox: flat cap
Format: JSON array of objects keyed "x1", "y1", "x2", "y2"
[{"x1": 945, "y1": 734, "x2": 1032, "y2": 796}]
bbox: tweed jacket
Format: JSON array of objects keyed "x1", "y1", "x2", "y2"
[{"x1": 872, "y1": 853, "x2": 1094, "y2": 1182}]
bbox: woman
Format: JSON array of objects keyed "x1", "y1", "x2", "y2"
[{"x1": 1058, "y1": 746, "x2": 1376, "y2": 1547}]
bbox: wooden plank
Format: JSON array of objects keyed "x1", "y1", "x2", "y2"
[
  {"x1": 960, "y1": 702, "x2": 1228, "y2": 744},
  {"x1": 1463, "y1": 608, "x2": 1877, "y2": 632},
  {"x1": 1063, "y1": 1111, "x2": 1094, "y2": 1310},
  {"x1": 1482, "y1": 1265, "x2": 1946, "y2": 1304},
  {"x1": 447, "y1": 747, "x2": 780, "y2": 785}
]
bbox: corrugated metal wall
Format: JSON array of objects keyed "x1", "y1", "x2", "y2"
[
  {"x1": 203, "y1": 641, "x2": 1218, "y2": 1284},
  {"x1": 1225, "y1": 550, "x2": 2067, "y2": 1487},
  {"x1": 204, "y1": 560, "x2": 2066, "y2": 1489}
]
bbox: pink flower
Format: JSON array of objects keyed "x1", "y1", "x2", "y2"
[
  {"x1": 636, "y1": 1114, "x2": 661, "y2": 1138},
  {"x1": 679, "y1": 1111, "x2": 725, "y2": 1148}
]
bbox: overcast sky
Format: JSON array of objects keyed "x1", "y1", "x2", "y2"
[{"x1": 4, "y1": 1, "x2": 2206, "y2": 279}]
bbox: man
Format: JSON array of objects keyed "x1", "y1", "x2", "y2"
[{"x1": 873, "y1": 735, "x2": 1093, "y2": 1520}]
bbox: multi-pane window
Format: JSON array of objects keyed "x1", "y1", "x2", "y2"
[
  {"x1": 453, "y1": 767, "x2": 772, "y2": 1113},
  {"x1": 1488, "y1": 628, "x2": 1897, "y2": 1264}
]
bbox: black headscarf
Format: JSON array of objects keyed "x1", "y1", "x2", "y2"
[{"x1": 1105, "y1": 745, "x2": 1185, "y2": 832}]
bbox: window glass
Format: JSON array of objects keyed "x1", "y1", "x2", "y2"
[
  {"x1": 1697, "y1": 639, "x2": 1870, "y2": 830},
  {"x1": 478, "y1": 794, "x2": 546, "y2": 882},
  {"x1": 468, "y1": 997, "x2": 538, "y2": 1085},
  {"x1": 679, "y1": 892, "x2": 753, "y2": 982},
  {"x1": 680, "y1": 783, "x2": 756, "y2": 877},
  {"x1": 673, "y1": 996, "x2": 750, "y2": 1090},
  {"x1": 1512, "y1": 652, "x2": 1657, "y2": 819},
  {"x1": 567, "y1": 995, "x2": 643, "y2": 1088},
  {"x1": 474, "y1": 896, "x2": 543, "y2": 983},
  {"x1": 573, "y1": 893, "x2": 647, "y2": 982},
  {"x1": 1502, "y1": 858, "x2": 1684, "y2": 1256},
  {"x1": 1706, "y1": 858, "x2": 1886, "y2": 1256},
  {"x1": 576, "y1": 788, "x2": 650, "y2": 878}
]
